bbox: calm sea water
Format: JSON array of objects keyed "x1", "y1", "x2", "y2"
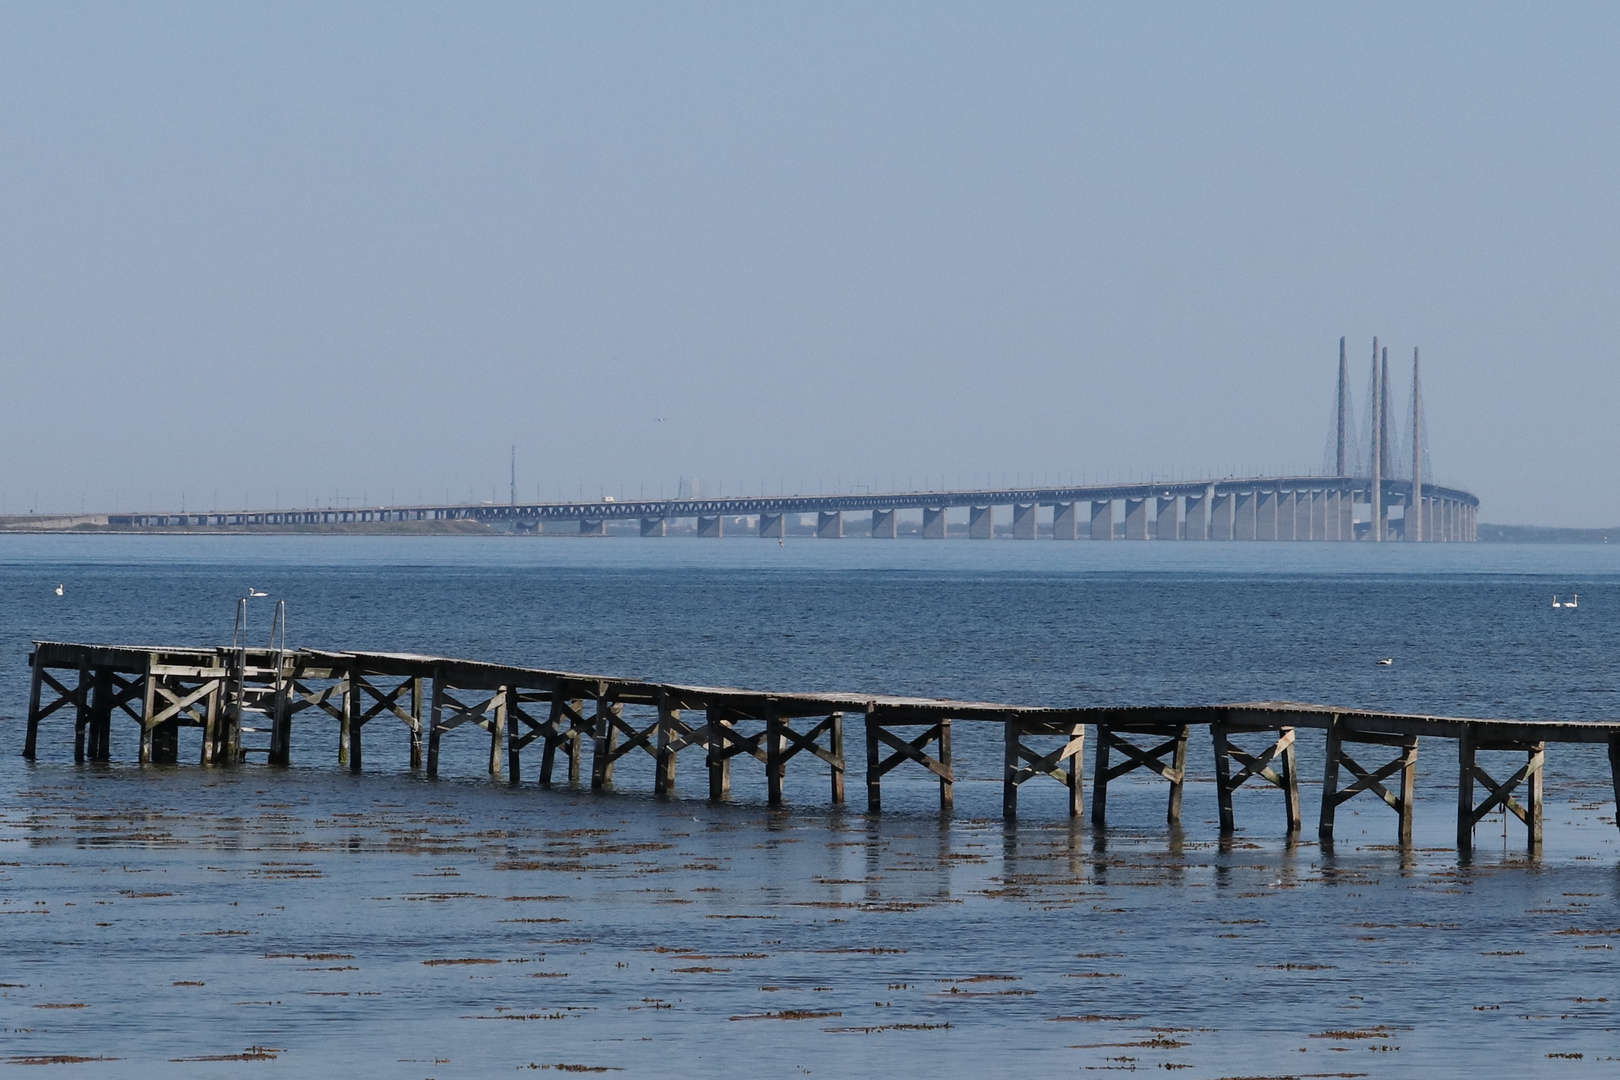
[{"x1": 2, "y1": 536, "x2": 1618, "y2": 1077}]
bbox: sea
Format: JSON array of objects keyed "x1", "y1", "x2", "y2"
[{"x1": 1, "y1": 535, "x2": 1617, "y2": 1078}]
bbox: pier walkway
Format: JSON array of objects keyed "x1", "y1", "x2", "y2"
[{"x1": 22, "y1": 640, "x2": 1619, "y2": 855}]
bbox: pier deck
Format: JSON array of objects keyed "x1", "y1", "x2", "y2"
[{"x1": 21, "y1": 640, "x2": 1620, "y2": 855}]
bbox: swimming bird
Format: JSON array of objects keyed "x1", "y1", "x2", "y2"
[
  {"x1": 1376, "y1": 657, "x2": 1394, "y2": 666},
  {"x1": 1553, "y1": 595, "x2": 1562, "y2": 608},
  {"x1": 778, "y1": 538, "x2": 784, "y2": 547},
  {"x1": 53, "y1": 584, "x2": 63, "y2": 597},
  {"x1": 248, "y1": 587, "x2": 268, "y2": 598},
  {"x1": 1566, "y1": 594, "x2": 1578, "y2": 609}
]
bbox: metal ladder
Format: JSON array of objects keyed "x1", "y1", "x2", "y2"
[{"x1": 224, "y1": 598, "x2": 289, "y2": 763}]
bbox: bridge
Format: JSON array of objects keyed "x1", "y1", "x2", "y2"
[
  {"x1": 107, "y1": 475, "x2": 1478, "y2": 540},
  {"x1": 103, "y1": 337, "x2": 1476, "y2": 540}
]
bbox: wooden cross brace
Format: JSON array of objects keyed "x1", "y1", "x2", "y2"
[
  {"x1": 703, "y1": 708, "x2": 765, "y2": 799},
  {"x1": 533, "y1": 697, "x2": 590, "y2": 786},
  {"x1": 1091, "y1": 724, "x2": 1189, "y2": 826},
  {"x1": 1212, "y1": 723, "x2": 1300, "y2": 834},
  {"x1": 765, "y1": 712, "x2": 844, "y2": 807},
  {"x1": 426, "y1": 680, "x2": 505, "y2": 778},
  {"x1": 591, "y1": 699, "x2": 655, "y2": 788},
  {"x1": 345, "y1": 674, "x2": 424, "y2": 772},
  {"x1": 863, "y1": 715, "x2": 952, "y2": 814},
  {"x1": 654, "y1": 700, "x2": 707, "y2": 796},
  {"x1": 1002, "y1": 719, "x2": 1086, "y2": 819},
  {"x1": 1457, "y1": 730, "x2": 1544, "y2": 854},
  {"x1": 1318, "y1": 721, "x2": 1417, "y2": 845}
]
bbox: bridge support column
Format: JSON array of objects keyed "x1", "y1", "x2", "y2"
[
  {"x1": 580, "y1": 519, "x2": 607, "y2": 536},
  {"x1": 697, "y1": 515, "x2": 723, "y2": 538},
  {"x1": 1124, "y1": 498, "x2": 1149, "y2": 540},
  {"x1": 871, "y1": 509, "x2": 896, "y2": 538},
  {"x1": 1184, "y1": 493, "x2": 1208, "y2": 539},
  {"x1": 1337, "y1": 489, "x2": 1354, "y2": 540},
  {"x1": 1011, "y1": 503, "x2": 1037, "y2": 539},
  {"x1": 1051, "y1": 502, "x2": 1078, "y2": 540},
  {"x1": 1277, "y1": 491, "x2": 1297, "y2": 541},
  {"x1": 922, "y1": 507, "x2": 947, "y2": 539},
  {"x1": 817, "y1": 511, "x2": 843, "y2": 539},
  {"x1": 1156, "y1": 496, "x2": 1179, "y2": 540},
  {"x1": 758, "y1": 512, "x2": 785, "y2": 538},
  {"x1": 1234, "y1": 493, "x2": 1257, "y2": 540},
  {"x1": 1308, "y1": 491, "x2": 1325, "y2": 541},
  {"x1": 1211, "y1": 493, "x2": 1234, "y2": 540},
  {"x1": 1090, "y1": 500, "x2": 1113, "y2": 540},
  {"x1": 1256, "y1": 491, "x2": 1277, "y2": 540},
  {"x1": 641, "y1": 517, "x2": 666, "y2": 537},
  {"x1": 968, "y1": 505, "x2": 994, "y2": 539}
]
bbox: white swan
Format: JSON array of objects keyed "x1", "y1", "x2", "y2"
[
  {"x1": 248, "y1": 588, "x2": 268, "y2": 598},
  {"x1": 53, "y1": 584, "x2": 63, "y2": 597},
  {"x1": 1566, "y1": 594, "x2": 1578, "y2": 609},
  {"x1": 1553, "y1": 595, "x2": 1562, "y2": 608}
]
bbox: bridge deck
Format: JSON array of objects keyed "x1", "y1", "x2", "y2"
[{"x1": 21, "y1": 641, "x2": 1617, "y2": 854}]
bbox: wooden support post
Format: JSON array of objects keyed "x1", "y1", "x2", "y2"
[
  {"x1": 347, "y1": 667, "x2": 363, "y2": 773},
  {"x1": 22, "y1": 653, "x2": 43, "y2": 761},
  {"x1": 539, "y1": 697, "x2": 584, "y2": 785},
  {"x1": 938, "y1": 720, "x2": 952, "y2": 813},
  {"x1": 268, "y1": 661, "x2": 292, "y2": 767},
  {"x1": 1609, "y1": 735, "x2": 1620, "y2": 836},
  {"x1": 1319, "y1": 715, "x2": 1342, "y2": 839},
  {"x1": 829, "y1": 712, "x2": 845, "y2": 805},
  {"x1": 409, "y1": 676, "x2": 424, "y2": 770},
  {"x1": 590, "y1": 698, "x2": 620, "y2": 788},
  {"x1": 655, "y1": 695, "x2": 681, "y2": 795},
  {"x1": 707, "y1": 707, "x2": 732, "y2": 800},
  {"x1": 87, "y1": 668, "x2": 113, "y2": 765},
  {"x1": 864, "y1": 708, "x2": 881, "y2": 812},
  {"x1": 505, "y1": 685, "x2": 522, "y2": 783},
  {"x1": 74, "y1": 660, "x2": 90, "y2": 763},
  {"x1": 488, "y1": 685, "x2": 506, "y2": 778},
  {"x1": 1457, "y1": 727, "x2": 1475, "y2": 854},
  {"x1": 1211, "y1": 722, "x2": 1299, "y2": 834},
  {"x1": 426, "y1": 670, "x2": 445, "y2": 777},
  {"x1": 766, "y1": 704, "x2": 786, "y2": 806},
  {"x1": 1091, "y1": 723, "x2": 1189, "y2": 826},
  {"x1": 139, "y1": 656, "x2": 157, "y2": 765}
]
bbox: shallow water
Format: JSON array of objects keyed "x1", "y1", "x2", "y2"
[{"x1": 2, "y1": 537, "x2": 1618, "y2": 1077}]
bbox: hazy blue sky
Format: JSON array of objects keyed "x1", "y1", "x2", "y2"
[{"x1": 2, "y1": 4, "x2": 1616, "y2": 524}]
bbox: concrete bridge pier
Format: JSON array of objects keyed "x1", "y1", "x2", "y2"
[
  {"x1": 1156, "y1": 496, "x2": 1179, "y2": 540},
  {"x1": 1011, "y1": 503, "x2": 1038, "y2": 539},
  {"x1": 871, "y1": 509, "x2": 897, "y2": 539},
  {"x1": 922, "y1": 507, "x2": 947, "y2": 539},
  {"x1": 1234, "y1": 493, "x2": 1256, "y2": 540},
  {"x1": 968, "y1": 505, "x2": 994, "y2": 539},
  {"x1": 758, "y1": 512, "x2": 785, "y2": 538},
  {"x1": 1051, "y1": 502, "x2": 1078, "y2": 540},
  {"x1": 1277, "y1": 491, "x2": 1297, "y2": 541},
  {"x1": 1308, "y1": 491, "x2": 1325, "y2": 541},
  {"x1": 1183, "y1": 494, "x2": 1206, "y2": 539},
  {"x1": 581, "y1": 519, "x2": 607, "y2": 536},
  {"x1": 697, "y1": 515, "x2": 722, "y2": 538},
  {"x1": 1256, "y1": 491, "x2": 1277, "y2": 540},
  {"x1": 1090, "y1": 500, "x2": 1113, "y2": 540},
  {"x1": 817, "y1": 511, "x2": 843, "y2": 539},
  {"x1": 1124, "y1": 498, "x2": 1149, "y2": 540},
  {"x1": 1336, "y1": 489, "x2": 1353, "y2": 540},
  {"x1": 640, "y1": 517, "x2": 665, "y2": 537}
]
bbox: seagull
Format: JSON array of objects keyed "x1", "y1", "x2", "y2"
[
  {"x1": 1376, "y1": 657, "x2": 1394, "y2": 666},
  {"x1": 53, "y1": 584, "x2": 63, "y2": 597},
  {"x1": 777, "y1": 538, "x2": 784, "y2": 547},
  {"x1": 248, "y1": 587, "x2": 268, "y2": 598}
]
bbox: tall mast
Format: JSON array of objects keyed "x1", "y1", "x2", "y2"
[
  {"x1": 510, "y1": 445, "x2": 516, "y2": 506},
  {"x1": 1380, "y1": 347, "x2": 1392, "y2": 481},
  {"x1": 1411, "y1": 347, "x2": 1422, "y2": 542},
  {"x1": 1336, "y1": 336, "x2": 1348, "y2": 475},
  {"x1": 1369, "y1": 338, "x2": 1381, "y2": 541}
]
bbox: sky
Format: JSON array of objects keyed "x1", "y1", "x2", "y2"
[{"x1": 1, "y1": 3, "x2": 1616, "y2": 525}]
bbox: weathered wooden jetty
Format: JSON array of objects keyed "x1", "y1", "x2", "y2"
[{"x1": 21, "y1": 640, "x2": 1620, "y2": 854}]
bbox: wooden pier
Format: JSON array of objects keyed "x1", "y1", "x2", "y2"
[{"x1": 21, "y1": 640, "x2": 1620, "y2": 854}]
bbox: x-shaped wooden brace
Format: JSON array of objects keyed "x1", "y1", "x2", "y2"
[
  {"x1": 704, "y1": 708, "x2": 765, "y2": 799},
  {"x1": 1319, "y1": 723, "x2": 1417, "y2": 845},
  {"x1": 426, "y1": 683, "x2": 503, "y2": 777},
  {"x1": 591, "y1": 699, "x2": 657, "y2": 788},
  {"x1": 1003, "y1": 720, "x2": 1085, "y2": 819},
  {"x1": 1091, "y1": 724, "x2": 1189, "y2": 826},
  {"x1": 34, "y1": 667, "x2": 84, "y2": 723},
  {"x1": 864, "y1": 718, "x2": 952, "y2": 813},
  {"x1": 654, "y1": 702, "x2": 705, "y2": 796},
  {"x1": 1458, "y1": 732, "x2": 1544, "y2": 853},
  {"x1": 764, "y1": 712, "x2": 844, "y2": 807},
  {"x1": 147, "y1": 678, "x2": 220, "y2": 729},
  {"x1": 1212, "y1": 724, "x2": 1300, "y2": 834},
  {"x1": 533, "y1": 697, "x2": 590, "y2": 785},
  {"x1": 352, "y1": 676, "x2": 417, "y2": 731}
]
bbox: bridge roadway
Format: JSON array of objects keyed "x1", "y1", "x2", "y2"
[
  {"x1": 108, "y1": 475, "x2": 1480, "y2": 541},
  {"x1": 20, "y1": 639, "x2": 1617, "y2": 853}
]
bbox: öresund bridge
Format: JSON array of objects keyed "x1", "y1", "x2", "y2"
[{"x1": 108, "y1": 339, "x2": 1477, "y2": 541}]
